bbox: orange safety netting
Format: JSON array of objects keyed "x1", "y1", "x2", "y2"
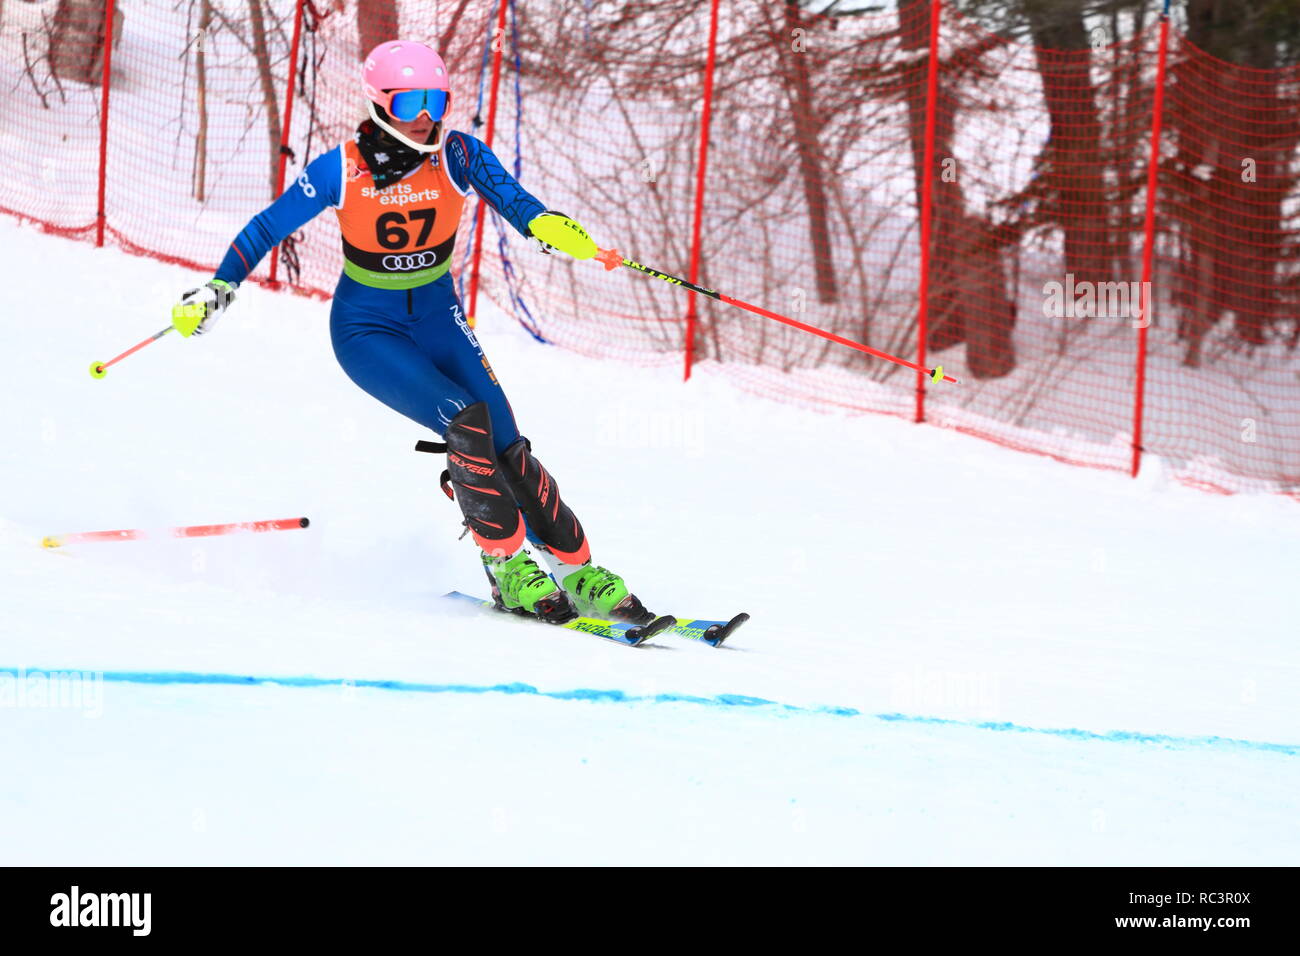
[{"x1": 2, "y1": 0, "x2": 1297, "y2": 495}]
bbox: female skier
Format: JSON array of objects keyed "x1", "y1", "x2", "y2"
[{"x1": 172, "y1": 40, "x2": 645, "y2": 625}]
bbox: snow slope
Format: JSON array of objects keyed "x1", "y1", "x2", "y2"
[{"x1": 1, "y1": 216, "x2": 1298, "y2": 864}]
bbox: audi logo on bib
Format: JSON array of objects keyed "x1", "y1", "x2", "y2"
[{"x1": 382, "y1": 251, "x2": 439, "y2": 271}]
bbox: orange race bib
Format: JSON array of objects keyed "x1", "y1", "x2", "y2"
[{"x1": 334, "y1": 140, "x2": 467, "y2": 289}]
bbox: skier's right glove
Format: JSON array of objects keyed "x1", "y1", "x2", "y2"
[{"x1": 172, "y1": 279, "x2": 237, "y2": 337}]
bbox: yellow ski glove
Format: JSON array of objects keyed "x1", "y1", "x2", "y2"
[
  {"x1": 527, "y1": 212, "x2": 597, "y2": 260},
  {"x1": 172, "y1": 279, "x2": 237, "y2": 337}
]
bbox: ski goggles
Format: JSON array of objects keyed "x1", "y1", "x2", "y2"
[{"x1": 384, "y1": 88, "x2": 449, "y2": 123}]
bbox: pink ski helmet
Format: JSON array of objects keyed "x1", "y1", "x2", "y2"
[{"x1": 361, "y1": 40, "x2": 451, "y2": 153}]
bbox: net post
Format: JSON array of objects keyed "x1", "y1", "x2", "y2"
[
  {"x1": 1132, "y1": 9, "x2": 1171, "y2": 478},
  {"x1": 684, "y1": 0, "x2": 722, "y2": 383},
  {"x1": 915, "y1": 0, "x2": 941, "y2": 424},
  {"x1": 95, "y1": 0, "x2": 118, "y2": 247},
  {"x1": 467, "y1": 0, "x2": 511, "y2": 327}
]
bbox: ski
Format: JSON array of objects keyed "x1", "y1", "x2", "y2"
[
  {"x1": 445, "y1": 591, "x2": 676, "y2": 647},
  {"x1": 667, "y1": 612, "x2": 751, "y2": 648},
  {"x1": 617, "y1": 603, "x2": 749, "y2": 647},
  {"x1": 447, "y1": 591, "x2": 749, "y2": 649}
]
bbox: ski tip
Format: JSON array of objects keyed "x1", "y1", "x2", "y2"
[
  {"x1": 629, "y1": 614, "x2": 677, "y2": 646},
  {"x1": 703, "y1": 612, "x2": 750, "y2": 647}
]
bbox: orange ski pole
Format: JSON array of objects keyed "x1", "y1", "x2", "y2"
[
  {"x1": 592, "y1": 248, "x2": 960, "y2": 385},
  {"x1": 42, "y1": 517, "x2": 310, "y2": 549},
  {"x1": 89, "y1": 325, "x2": 173, "y2": 379}
]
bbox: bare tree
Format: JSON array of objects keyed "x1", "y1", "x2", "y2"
[
  {"x1": 48, "y1": 0, "x2": 120, "y2": 86},
  {"x1": 896, "y1": 0, "x2": 1018, "y2": 378},
  {"x1": 1020, "y1": 0, "x2": 1111, "y2": 282},
  {"x1": 437, "y1": 0, "x2": 479, "y2": 54},
  {"x1": 773, "y1": 0, "x2": 839, "y2": 304},
  {"x1": 192, "y1": 0, "x2": 214, "y2": 202},
  {"x1": 1168, "y1": 0, "x2": 1300, "y2": 365},
  {"x1": 357, "y1": 0, "x2": 398, "y2": 60},
  {"x1": 247, "y1": 0, "x2": 282, "y2": 197}
]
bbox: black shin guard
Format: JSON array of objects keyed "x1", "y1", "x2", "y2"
[
  {"x1": 442, "y1": 403, "x2": 525, "y2": 557},
  {"x1": 500, "y1": 437, "x2": 591, "y2": 566}
]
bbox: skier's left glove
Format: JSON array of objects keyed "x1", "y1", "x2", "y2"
[
  {"x1": 172, "y1": 279, "x2": 237, "y2": 337},
  {"x1": 527, "y1": 211, "x2": 597, "y2": 260}
]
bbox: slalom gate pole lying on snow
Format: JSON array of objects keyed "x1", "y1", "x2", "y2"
[
  {"x1": 41, "y1": 517, "x2": 310, "y2": 549},
  {"x1": 89, "y1": 325, "x2": 174, "y2": 379},
  {"x1": 591, "y1": 247, "x2": 960, "y2": 385}
]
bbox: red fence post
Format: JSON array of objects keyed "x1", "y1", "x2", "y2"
[
  {"x1": 268, "y1": 0, "x2": 306, "y2": 286},
  {"x1": 914, "y1": 0, "x2": 941, "y2": 423},
  {"x1": 1132, "y1": 9, "x2": 1171, "y2": 478},
  {"x1": 467, "y1": 0, "x2": 510, "y2": 327},
  {"x1": 683, "y1": 0, "x2": 721, "y2": 382},
  {"x1": 95, "y1": 0, "x2": 118, "y2": 247}
]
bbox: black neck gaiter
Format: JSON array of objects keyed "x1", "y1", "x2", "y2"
[{"x1": 354, "y1": 119, "x2": 436, "y2": 190}]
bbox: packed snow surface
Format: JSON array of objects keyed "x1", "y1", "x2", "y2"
[{"x1": 1, "y1": 218, "x2": 1297, "y2": 864}]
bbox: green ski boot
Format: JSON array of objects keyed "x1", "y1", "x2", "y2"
[
  {"x1": 559, "y1": 563, "x2": 653, "y2": 624},
  {"x1": 482, "y1": 549, "x2": 576, "y2": 623}
]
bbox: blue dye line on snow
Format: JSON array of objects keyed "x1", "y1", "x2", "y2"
[{"x1": 2, "y1": 666, "x2": 1295, "y2": 757}]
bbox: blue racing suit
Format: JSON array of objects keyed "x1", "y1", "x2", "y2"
[{"x1": 213, "y1": 130, "x2": 545, "y2": 455}]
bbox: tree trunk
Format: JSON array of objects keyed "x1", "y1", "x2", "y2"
[
  {"x1": 193, "y1": 0, "x2": 213, "y2": 202},
  {"x1": 1180, "y1": 0, "x2": 1297, "y2": 352},
  {"x1": 781, "y1": 0, "x2": 838, "y2": 305},
  {"x1": 1021, "y1": 0, "x2": 1111, "y2": 283},
  {"x1": 899, "y1": 0, "x2": 1017, "y2": 379},
  {"x1": 247, "y1": 0, "x2": 283, "y2": 198},
  {"x1": 49, "y1": 0, "x2": 121, "y2": 87},
  {"x1": 357, "y1": 0, "x2": 399, "y2": 61}
]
